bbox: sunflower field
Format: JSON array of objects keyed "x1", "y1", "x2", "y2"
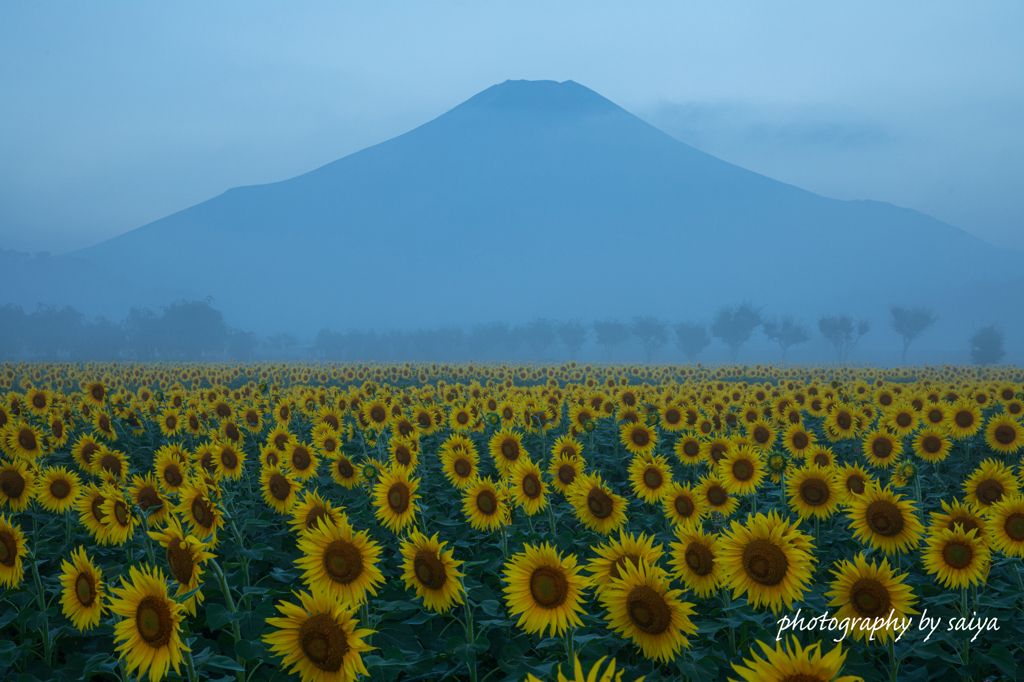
[{"x1": 2, "y1": 361, "x2": 1024, "y2": 682}]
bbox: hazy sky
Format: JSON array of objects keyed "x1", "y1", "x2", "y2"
[{"x1": 2, "y1": 1, "x2": 1022, "y2": 254}]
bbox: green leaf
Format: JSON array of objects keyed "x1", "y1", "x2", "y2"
[
  {"x1": 206, "y1": 603, "x2": 242, "y2": 630},
  {"x1": 478, "y1": 599, "x2": 502, "y2": 617},
  {"x1": 234, "y1": 639, "x2": 266, "y2": 661},
  {"x1": 201, "y1": 655, "x2": 246, "y2": 672},
  {"x1": 984, "y1": 644, "x2": 1017, "y2": 678}
]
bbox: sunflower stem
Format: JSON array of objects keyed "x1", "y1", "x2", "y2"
[
  {"x1": 183, "y1": 643, "x2": 199, "y2": 682},
  {"x1": 209, "y1": 558, "x2": 246, "y2": 682},
  {"x1": 563, "y1": 628, "x2": 575, "y2": 669},
  {"x1": 464, "y1": 598, "x2": 478, "y2": 682},
  {"x1": 547, "y1": 500, "x2": 558, "y2": 538},
  {"x1": 721, "y1": 590, "x2": 736, "y2": 657},
  {"x1": 887, "y1": 637, "x2": 899, "y2": 682},
  {"x1": 30, "y1": 517, "x2": 52, "y2": 667},
  {"x1": 961, "y1": 585, "x2": 971, "y2": 678}
]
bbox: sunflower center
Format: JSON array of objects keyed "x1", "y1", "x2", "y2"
[
  {"x1": 476, "y1": 490, "x2": 498, "y2": 515},
  {"x1": 846, "y1": 475, "x2": 866, "y2": 495},
  {"x1": 836, "y1": 413, "x2": 852, "y2": 430},
  {"x1": 732, "y1": 460, "x2": 753, "y2": 482},
  {"x1": 752, "y1": 426, "x2": 770, "y2": 444},
  {"x1": 791, "y1": 432, "x2": 809, "y2": 450},
  {"x1": 387, "y1": 483, "x2": 410, "y2": 513},
  {"x1": 684, "y1": 542, "x2": 714, "y2": 576},
  {"x1": 586, "y1": 487, "x2": 614, "y2": 519},
  {"x1": 610, "y1": 553, "x2": 641, "y2": 580},
  {"x1": 626, "y1": 585, "x2": 672, "y2": 635},
  {"x1": 113, "y1": 501, "x2": 130, "y2": 527},
  {"x1": 413, "y1": 549, "x2": 447, "y2": 590},
  {"x1": 813, "y1": 453, "x2": 830, "y2": 467},
  {"x1": 799, "y1": 479, "x2": 829, "y2": 507},
  {"x1": 522, "y1": 474, "x2": 542, "y2": 499},
  {"x1": 631, "y1": 429, "x2": 650, "y2": 447},
  {"x1": 977, "y1": 479, "x2": 1004, "y2": 505},
  {"x1": 994, "y1": 425, "x2": 1016, "y2": 445},
  {"x1": 75, "y1": 571, "x2": 96, "y2": 606},
  {"x1": 299, "y1": 612, "x2": 349, "y2": 673},
  {"x1": 136, "y1": 595, "x2": 173, "y2": 647},
  {"x1": 643, "y1": 468, "x2": 663, "y2": 489},
  {"x1": 0, "y1": 530, "x2": 16, "y2": 567},
  {"x1": 323, "y1": 540, "x2": 364, "y2": 585},
  {"x1": 943, "y1": 541, "x2": 974, "y2": 570},
  {"x1": 191, "y1": 497, "x2": 213, "y2": 529},
  {"x1": 91, "y1": 495, "x2": 106, "y2": 522},
  {"x1": 872, "y1": 438, "x2": 893, "y2": 459},
  {"x1": 18, "y1": 428, "x2": 38, "y2": 451},
  {"x1": 0, "y1": 470, "x2": 26, "y2": 499},
  {"x1": 927, "y1": 409, "x2": 943, "y2": 423},
  {"x1": 269, "y1": 473, "x2": 292, "y2": 501},
  {"x1": 167, "y1": 541, "x2": 195, "y2": 584},
  {"x1": 47, "y1": 478, "x2": 71, "y2": 500},
  {"x1": 292, "y1": 446, "x2": 312, "y2": 471},
  {"x1": 674, "y1": 494, "x2": 694, "y2": 518},
  {"x1": 741, "y1": 539, "x2": 789, "y2": 586},
  {"x1": 865, "y1": 500, "x2": 905, "y2": 537},
  {"x1": 138, "y1": 486, "x2": 163, "y2": 512},
  {"x1": 557, "y1": 464, "x2": 576, "y2": 486},
  {"x1": 706, "y1": 485, "x2": 728, "y2": 507},
  {"x1": 664, "y1": 409, "x2": 681, "y2": 425},
  {"x1": 500, "y1": 441, "x2": 519, "y2": 461},
  {"x1": 163, "y1": 464, "x2": 183, "y2": 488},
  {"x1": 81, "y1": 442, "x2": 99, "y2": 464},
  {"x1": 395, "y1": 446, "x2": 412, "y2": 466},
  {"x1": 683, "y1": 441, "x2": 700, "y2": 458},
  {"x1": 453, "y1": 458, "x2": 472, "y2": 478},
  {"x1": 529, "y1": 567, "x2": 568, "y2": 608},
  {"x1": 456, "y1": 411, "x2": 470, "y2": 425},
  {"x1": 333, "y1": 457, "x2": 353, "y2": 479},
  {"x1": 306, "y1": 507, "x2": 332, "y2": 531},
  {"x1": 1004, "y1": 513, "x2": 1024, "y2": 542},
  {"x1": 955, "y1": 411, "x2": 975, "y2": 428},
  {"x1": 91, "y1": 386, "x2": 105, "y2": 402},
  {"x1": 220, "y1": 448, "x2": 238, "y2": 470},
  {"x1": 922, "y1": 435, "x2": 942, "y2": 454},
  {"x1": 896, "y1": 413, "x2": 912, "y2": 427},
  {"x1": 850, "y1": 577, "x2": 890, "y2": 617}
]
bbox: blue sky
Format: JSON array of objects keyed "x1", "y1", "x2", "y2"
[{"x1": 1, "y1": 1, "x2": 1021, "y2": 253}]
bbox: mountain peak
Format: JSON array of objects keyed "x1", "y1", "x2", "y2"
[{"x1": 454, "y1": 79, "x2": 621, "y2": 115}]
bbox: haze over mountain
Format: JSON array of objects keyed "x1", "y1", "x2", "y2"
[{"x1": 4, "y1": 79, "x2": 1021, "y2": 360}]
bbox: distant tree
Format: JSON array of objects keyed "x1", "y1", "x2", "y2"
[
  {"x1": 969, "y1": 325, "x2": 1005, "y2": 365},
  {"x1": 890, "y1": 305, "x2": 938, "y2": 365},
  {"x1": 631, "y1": 316, "x2": 669, "y2": 363},
  {"x1": 818, "y1": 315, "x2": 871, "y2": 363},
  {"x1": 762, "y1": 315, "x2": 811, "y2": 362},
  {"x1": 558, "y1": 320, "x2": 588, "y2": 361},
  {"x1": 711, "y1": 302, "x2": 762, "y2": 362},
  {"x1": 0, "y1": 304, "x2": 27, "y2": 359},
  {"x1": 523, "y1": 318, "x2": 557, "y2": 361},
  {"x1": 593, "y1": 320, "x2": 631, "y2": 361},
  {"x1": 674, "y1": 321, "x2": 711, "y2": 363},
  {"x1": 226, "y1": 328, "x2": 258, "y2": 361},
  {"x1": 264, "y1": 333, "x2": 300, "y2": 353},
  {"x1": 468, "y1": 323, "x2": 507, "y2": 360}
]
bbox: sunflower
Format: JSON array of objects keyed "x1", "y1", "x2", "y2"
[
  {"x1": 963, "y1": 459, "x2": 1019, "y2": 512},
  {"x1": 372, "y1": 467, "x2": 419, "y2": 533},
  {"x1": 696, "y1": 474, "x2": 739, "y2": 517},
  {"x1": 985, "y1": 414, "x2": 1023, "y2": 454},
  {"x1": 509, "y1": 458, "x2": 549, "y2": 516},
  {"x1": 835, "y1": 463, "x2": 873, "y2": 505},
  {"x1": 158, "y1": 409, "x2": 183, "y2": 438},
  {"x1": 175, "y1": 482, "x2": 221, "y2": 543},
  {"x1": 825, "y1": 552, "x2": 918, "y2": 643},
  {"x1": 489, "y1": 429, "x2": 527, "y2": 476},
  {"x1": 361, "y1": 399, "x2": 390, "y2": 432},
  {"x1": 782, "y1": 424, "x2": 815, "y2": 457},
  {"x1": 719, "y1": 511, "x2": 816, "y2": 613},
  {"x1": 6, "y1": 422, "x2": 43, "y2": 460},
  {"x1": 261, "y1": 464, "x2": 301, "y2": 514},
  {"x1": 72, "y1": 433, "x2": 103, "y2": 472},
  {"x1": 568, "y1": 473, "x2": 628, "y2": 535},
  {"x1": 884, "y1": 403, "x2": 919, "y2": 438},
  {"x1": 945, "y1": 400, "x2": 982, "y2": 440},
  {"x1": 35, "y1": 466, "x2": 81, "y2": 513},
  {"x1": 525, "y1": 655, "x2": 642, "y2": 682},
  {"x1": 787, "y1": 466, "x2": 841, "y2": 520},
  {"x1": 149, "y1": 517, "x2": 215, "y2": 616},
  {"x1": 502, "y1": 542, "x2": 590, "y2": 637},
  {"x1": 26, "y1": 388, "x2": 51, "y2": 415},
  {"x1": 0, "y1": 459, "x2": 36, "y2": 511},
  {"x1": 620, "y1": 422, "x2": 658, "y2": 458},
  {"x1": 312, "y1": 426, "x2": 343, "y2": 459},
  {"x1": 845, "y1": 485, "x2": 923, "y2": 555},
  {"x1": 986, "y1": 495, "x2": 1024, "y2": 557},
  {"x1": 109, "y1": 564, "x2": 188, "y2": 682},
  {"x1": 746, "y1": 420, "x2": 777, "y2": 452},
  {"x1": 48, "y1": 413, "x2": 70, "y2": 449},
  {"x1": 551, "y1": 434, "x2": 583, "y2": 461},
  {"x1": 728, "y1": 637, "x2": 861, "y2": 682},
  {"x1": 286, "y1": 441, "x2": 320, "y2": 481},
  {"x1": 388, "y1": 436, "x2": 419, "y2": 473},
  {"x1": 659, "y1": 403, "x2": 687, "y2": 433},
  {"x1": 328, "y1": 452, "x2": 361, "y2": 489},
  {"x1": 669, "y1": 525, "x2": 723, "y2": 598},
  {"x1": 703, "y1": 436, "x2": 732, "y2": 466},
  {"x1": 290, "y1": 489, "x2": 343, "y2": 534},
  {"x1": 922, "y1": 526, "x2": 990, "y2": 589},
  {"x1": 448, "y1": 404, "x2": 475, "y2": 432},
  {"x1": 912, "y1": 428, "x2": 952, "y2": 463},
  {"x1": 547, "y1": 454, "x2": 583, "y2": 495},
  {"x1": 399, "y1": 531, "x2": 465, "y2": 613},
  {"x1": 84, "y1": 381, "x2": 108, "y2": 407},
  {"x1": 77, "y1": 484, "x2": 110, "y2": 544},
  {"x1": 462, "y1": 477, "x2": 508, "y2": 532},
  {"x1": 806, "y1": 446, "x2": 835, "y2": 468},
  {"x1": 600, "y1": 559, "x2": 697, "y2": 663},
  {"x1": 130, "y1": 473, "x2": 169, "y2": 527},
  {"x1": 154, "y1": 449, "x2": 188, "y2": 494},
  {"x1": 92, "y1": 410, "x2": 117, "y2": 441},
  {"x1": 929, "y1": 498, "x2": 988, "y2": 542},
  {"x1": 921, "y1": 402, "x2": 948, "y2": 429},
  {"x1": 212, "y1": 441, "x2": 245, "y2": 480},
  {"x1": 59, "y1": 545, "x2": 106, "y2": 630},
  {"x1": 295, "y1": 513, "x2": 384, "y2": 606},
  {"x1": 93, "y1": 446, "x2": 128, "y2": 482},
  {"x1": 674, "y1": 435, "x2": 705, "y2": 465},
  {"x1": 267, "y1": 424, "x2": 294, "y2": 452},
  {"x1": 628, "y1": 454, "x2": 673, "y2": 503},
  {"x1": 100, "y1": 487, "x2": 137, "y2": 546},
  {"x1": 718, "y1": 447, "x2": 764, "y2": 497},
  {"x1": 586, "y1": 531, "x2": 665, "y2": 597},
  {"x1": 662, "y1": 482, "x2": 705, "y2": 527},
  {"x1": 0, "y1": 512, "x2": 27, "y2": 588},
  {"x1": 861, "y1": 429, "x2": 901, "y2": 469},
  {"x1": 263, "y1": 587, "x2": 374, "y2": 682}
]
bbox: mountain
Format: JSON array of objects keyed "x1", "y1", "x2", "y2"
[{"x1": 7, "y1": 79, "x2": 1023, "y2": 349}]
